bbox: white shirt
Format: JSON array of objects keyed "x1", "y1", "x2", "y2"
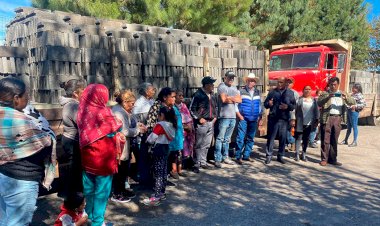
[
  {"x1": 133, "y1": 96, "x2": 154, "y2": 114},
  {"x1": 329, "y1": 96, "x2": 343, "y2": 115}
]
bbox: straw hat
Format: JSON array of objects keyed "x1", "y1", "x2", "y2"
[{"x1": 243, "y1": 73, "x2": 259, "y2": 83}]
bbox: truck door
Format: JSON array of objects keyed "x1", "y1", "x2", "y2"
[{"x1": 321, "y1": 52, "x2": 346, "y2": 91}]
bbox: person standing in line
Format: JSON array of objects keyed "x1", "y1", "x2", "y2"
[
  {"x1": 133, "y1": 82, "x2": 156, "y2": 124},
  {"x1": 189, "y1": 76, "x2": 218, "y2": 173},
  {"x1": 234, "y1": 73, "x2": 263, "y2": 164},
  {"x1": 58, "y1": 79, "x2": 87, "y2": 197},
  {"x1": 175, "y1": 90, "x2": 195, "y2": 169},
  {"x1": 264, "y1": 77, "x2": 296, "y2": 165},
  {"x1": 308, "y1": 89, "x2": 322, "y2": 148},
  {"x1": 340, "y1": 83, "x2": 366, "y2": 147},
  {"x1": 168, "y1": 98, "x2": 185, "y2": 179},
  {"x1": 287, "y1": 78, "x2": 299, "y2": 152},
  {"x1": 77, "y1": 84, "x2": 125, "y2": 226},
  {"x1": 318, "y1": 77, "x2": 355, "y2": 166},
  {"x1": 0, "y1": 78, "x2": 56, "y2": 226},
  {"x1": 293, "y1": 85, "x2": 320, "y2": 161},
  {"x1": 143, "y1": 106, "x2": 176, "y2": 206},
  {"x1": 111, "y1": 90, "x2": 147, "y2": 203},
  {"x1": 215, "y1": 71, "x2": 242, "y2": 168}
]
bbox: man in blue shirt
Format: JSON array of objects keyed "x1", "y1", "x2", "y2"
[{"x1": 235, "y1": 73, "x2": 264, "y2": 164}]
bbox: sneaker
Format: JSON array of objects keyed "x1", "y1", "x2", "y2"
[
  {"x1": 215, "y1": 161, "x2": 222, "y2": 168},
  {"x1": 193, "y1": 167, "x2": 200, "y2": 173},
  {"x1": 111, "y1": 194, "x2": 131, "y2": 203},
  {"x1": 142, "y1": 197, "x2": 161, "y2": 206},
  {"x1": 242, "y1": 157, "x2": 254, "y2": 162},
  {"x1": 200, "y1": 164, "x2": 212, "y2": 170},
  {"x1": 178, "y1": 172, "x2": 187, "y2": 177},
  {"x1": 124, "y1": 189, "x2": 136, "y2": 199},
  {"x1": 235, "y1": 158, "x2": 243, "y2": 165},
  {"x1": 159, "y1": 193, "x2": 167, "y2": 201},
  {"x1": 222, "y1": 158, "x2": 235, "y2": 165},
  {"x1": 170, "y1": 171, "x2": 180, "y2": 179},
  {"x1": 309, "y1": 142, "x2": 318, "y2": 148}
]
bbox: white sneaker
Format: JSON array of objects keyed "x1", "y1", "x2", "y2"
[{"x1": 222, "y1": 158, "x2": 235, "y2": 165}]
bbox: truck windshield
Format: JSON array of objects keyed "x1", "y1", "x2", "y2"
[{"x1": 270, "y1": 52, "x2": 321, "y2": 71}]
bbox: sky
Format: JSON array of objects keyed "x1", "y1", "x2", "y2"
[{"x1": 0, "y1": 0, "x2": 379, "y2": 44}]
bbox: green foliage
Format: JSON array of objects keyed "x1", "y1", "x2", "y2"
[
  {"x1": 31, "y1": 0, "x2": 371, "y2": 68},
  {"x1": 31, "y1": 0, "x2": 124, "y2": 19},
  {"x1": 369, "y1": 17, "x2": 380, "y2": 71}
]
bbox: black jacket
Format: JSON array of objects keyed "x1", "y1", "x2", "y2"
[
  {"x1": 189, "y1": 88, "x2": 218, "y2": 124},
  {"x1": 264, "y1": 88, "x2": 295, "y2": 121}
]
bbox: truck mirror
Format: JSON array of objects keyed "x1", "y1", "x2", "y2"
[{"x1": 338, "y1": 54, "x2": 346, "y2": 72}]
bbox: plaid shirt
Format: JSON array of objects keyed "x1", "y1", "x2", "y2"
[
  {"x1": 351, "y1": 92, "x2": 366, "y2": 111},
  {"x1": 0, "y1": 106, "x2": 56, "y2": 190}
]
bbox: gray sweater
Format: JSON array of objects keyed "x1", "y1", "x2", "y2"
[
  {"x1": 112, "y1": 104, "x2": 141, "y2": 160},
  {"x1": 59, "y1": 96, "x2": 79, "y2": 141}
]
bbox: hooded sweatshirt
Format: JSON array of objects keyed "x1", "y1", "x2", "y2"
[
  {"x1": 59, "y1": 96, "x2": 79, "y2": 141},
  {"x1": 146, "y1": 121, "x2": 175, "y2": 145}
]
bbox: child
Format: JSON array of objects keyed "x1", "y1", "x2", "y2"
[
  {"x1": 143, "y1": 106, "x2": 176, "y2": 206},
  {"x1": 174, "y1": 90, "x2": 195, "y2": 170},
  {"x1": 54, "y1": 192, "x2": 88, "y2": 226}
]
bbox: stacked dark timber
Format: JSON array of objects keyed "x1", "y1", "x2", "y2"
[{"x1": 1, "y1": 7, "x2": 267, "y2": 104}]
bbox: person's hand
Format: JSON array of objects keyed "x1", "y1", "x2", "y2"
[
  {"x1": 290, "y1": 119, "x2": 296, "y2": 127},
  {"x1": 77, "y1": 215, "x2": 88, "y2": 226},
  {"x1": 238, "y1": 115, "x2": 244, "y2": 121},
  {"x1": 279, "y1": 103, "x2": 288, "y2": 110},
  {"x1": 268, "y1": 98, "x2": 274, "y2": 107},
  {"x1": 258, "y1": 118, "x2": 263, "y2": 126},
  {"x1": 351, "y1": 105, "x2": 356, "y2": 111},
  {"x1": 199, "y1": 118, "x2": 206, "y2": 125},
  {"x1": 341, "y1": 92, "x2": 347, "y2": 100},
  {"x1": 139, "y1": 123, "x2": 147, "y2": 133},
  {"x1": 329, "y1": 93, "x2": 335, "y2": 98}
]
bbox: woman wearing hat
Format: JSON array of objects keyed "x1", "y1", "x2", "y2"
[{"x1": 235, "y1": 73, "x2": 264, "y2": 164}]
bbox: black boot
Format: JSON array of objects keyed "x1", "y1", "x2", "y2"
[{"x1": 265, "y1": 156, "x2": 272, "y2": 165}]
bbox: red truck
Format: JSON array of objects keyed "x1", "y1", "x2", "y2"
[{"x1": 268, "y1": 39, "x2": 352, "y2": 96}]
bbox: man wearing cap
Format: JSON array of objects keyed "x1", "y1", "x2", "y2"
[
  {"x1": 234, "y1": 73, "x2": 264, "y2": 164},
  {"x1": 189, "y1": 76, "x2": 218, "y2": 173},
  {"x1": 215, "y1": 71, "x2": 242, "y2": 168}
]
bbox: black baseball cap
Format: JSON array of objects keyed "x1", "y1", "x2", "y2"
[
  {"x1": 202, "y1": 76, "x2": 217, "y2": 85},
  {"x1": 225, "y1": 70, "x2": 236, "y2": 77}
]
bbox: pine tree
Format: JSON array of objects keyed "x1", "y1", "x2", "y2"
[{"x1": 369, "y1": 17, "x2": 380, "y2": 71}]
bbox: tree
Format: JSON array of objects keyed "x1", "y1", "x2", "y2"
[
  {"x1": 237, "y1": 0, "x2": 370, "y2": 69},
  {"x1": 369, "y1": 17, "x2": 380, "y2": 71},
  {"x1": 31, "y1": 0, "x2": 125, "y2": 20},
  {"x1": 290, "y1": 0, "x2": 370, "y2": 69}
]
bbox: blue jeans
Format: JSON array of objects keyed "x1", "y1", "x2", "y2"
[
  {"x1": 215, "y1": 118, "x2": 236, "y2": 162},
  {"x1": 345, "y1": 110, "x2": 359, "y2": 142},
  {"x1": 235, "y1": 120, "x2": 258, "y2": 159},
  {"x1": 0, "y1": 173, "x2": 39, "y2": 226},
  {"x1": 83, "y1": 172, "x2": 113, "y2": 226}
]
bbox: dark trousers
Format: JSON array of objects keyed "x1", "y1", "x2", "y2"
[
  {"x1": 138, "y1": 135, "x2": 153, "y2": 186},
  {"x1": 266, "y1": 119, "x2": 288, "y2": 157},
  {"x1": 58, "y1": 136, "x2": 83, "y2": 196},
  {"x1": 112, "y1": 159, "x2": 130, "y2": 195},
  {"x1": 295, "y1": 125, "x2": 313, "y2": 155},
  {"x1": 320, "y1": 116, "x2": 342, "y2": 162},
  {"x1": 152, "y1": 144, "x2": 169, "y2": 198}
]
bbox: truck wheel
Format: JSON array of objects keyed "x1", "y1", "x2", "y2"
[{"x1": 366, "y1": 116, "x2": 379, "y2": 126}]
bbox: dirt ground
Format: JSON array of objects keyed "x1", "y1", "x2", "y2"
[{"x1": 32, "y1": 125, "x2": 380, "y2": 226}]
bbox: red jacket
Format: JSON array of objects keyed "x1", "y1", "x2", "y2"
[
  {"x1": 54, "y1": 204, "x2": 84, "y2": 226},
  {"x1": 81, "y1": 135, "x2": 120, "y2": 176}
]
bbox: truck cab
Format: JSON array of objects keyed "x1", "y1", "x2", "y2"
[{"x1": 269, "y1": 39, "x2": 351, "y2": 96}]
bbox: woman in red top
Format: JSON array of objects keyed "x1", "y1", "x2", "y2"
[{"x1": 77, "y1": 84, "x2": 124, "y2": 226}]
